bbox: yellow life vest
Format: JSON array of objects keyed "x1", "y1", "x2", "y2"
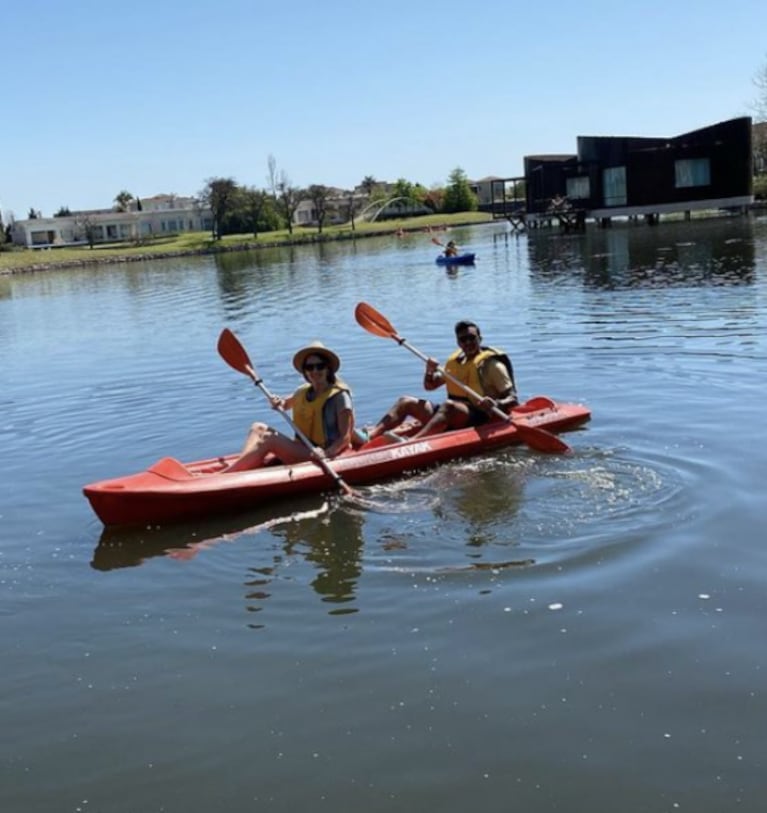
[
  {"x1": 444, "y1": 347, "x2": 514, "y2": 400},
  {"x1": 292, "y1": 383, "x2": 349, "y2": 447}
]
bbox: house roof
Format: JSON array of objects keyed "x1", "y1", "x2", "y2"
[{"x1": 525, "y1": 154, "x2": 577, "y2": 162}]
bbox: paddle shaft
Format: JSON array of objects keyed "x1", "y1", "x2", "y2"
[
  {"x1": 390, "y1": 337, "x2": 512, "y2": 422},
  {"x1": 249, "y1": 368, "x2": 353, "y2": 495}
]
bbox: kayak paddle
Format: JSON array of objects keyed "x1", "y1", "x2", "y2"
[
  {"x1": 217, "y1": 328, "x2": 358, "y2": 496},
  {"x1": 353, "y1": 302, "x2": 572, "y2": 454}
]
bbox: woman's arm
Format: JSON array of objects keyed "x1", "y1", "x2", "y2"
[{"x1": 325, "y1": 407, "x2": 353, "y2": 458}]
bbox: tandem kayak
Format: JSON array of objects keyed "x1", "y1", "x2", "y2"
[
  {"x1": 83, "y1": 396, "x2": 590, "y2": 527},
  {"x1": 436, "y1": 253, "x2": 475, "y2": 265}
]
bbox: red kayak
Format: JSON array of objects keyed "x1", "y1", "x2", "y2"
[{"x1": 83, "y1": 396, "x2": 590, "y2": 527}]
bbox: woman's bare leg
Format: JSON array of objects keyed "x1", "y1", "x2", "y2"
[{"x1": 224, "y1": 426, "x2": 310, "y2": 472}]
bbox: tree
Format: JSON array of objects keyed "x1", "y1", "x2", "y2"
[
  {"x1": 114, "y1": 190, "x2": 134, "y2": 212},
  {"x1": 74, "y1": 214, "x2": 99, "y2": 248},
  {"x1": 200, "y1": 177, "x2": 239, "y2": 239},
  {"x1": 361, "y1": 175, "x2": 378, "y2": 195},
  {"x1": 54, "y1": 206, "x2": 71, "y2": 217},
  {"x1": 1, "y1": 213, "x2": 13, "y2": 245},
  {"x1": 277, "y1": 172, "x2": 302, "y2": 235},
  {"x1": 267, "y1": 154, "x2": 279, "y2": 200},
  {"x1": 753, "y1": 55, "x2": 767, "y2": 177},
  {"x1": 28, "y1": 207, "x2": 40, "y2": 219},
  {"x1": 393, "y1": 178, "x2": 415, "y2": 200},
  {"x1": 307, "y1": 184, "x2": 331, "y2": 233},
  {"x1": 442, "y1": 167, "x2": 478, "y2": 213},
  {"x1": 753, "y1": 54, "x2": 767, "y2": 120},
  {"x1": 241, "y1": 187, "x2": 271, "y2": 238},
  {"x1": 423, "y1": 186, "x2": 444, "y2": 212},
  {"x1": 345, "y1": 193, "x2": 358, "y2": 231}
]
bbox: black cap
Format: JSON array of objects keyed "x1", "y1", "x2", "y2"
[{"x1": 454, "y1": 319, "x2": 479, "y2": 335}]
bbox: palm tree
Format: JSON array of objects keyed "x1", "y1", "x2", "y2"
[
  {"x1": 114, "y1": 190, "x2": 134, "y2": 212},
  {"x1": 361, "y1": 175, "x2": 377, "y2": 196}
]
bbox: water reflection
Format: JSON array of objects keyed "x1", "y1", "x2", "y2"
[
  {"x1": 441, "y1": 263, "x2": 471, "y2": 278},
  {"x1": 267, "y1": 508, "x2": 364, "y2": 612},
  {"x1": 92, "y1": 494, "x2": 365, "y2": 624},
  {"x1": 428, "y1": 458, "x2": 527, "y2": 550},
  {"x1": 526, "y1": 216, "x2": 756, "y2": 288}
]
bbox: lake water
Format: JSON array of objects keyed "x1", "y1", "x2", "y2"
[{"x1": 2, "y1": 216, "x2": 766, "y2": 812}]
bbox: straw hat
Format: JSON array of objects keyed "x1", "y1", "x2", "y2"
[{"x1": 292, "y1": 340, "x2": 340, "y2": 374}]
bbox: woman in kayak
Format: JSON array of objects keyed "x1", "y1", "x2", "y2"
[
  {"x1": 224, "y1": 341, "x2": 355, "y2": 472},
  {"x1": 444, "y1": 240, "x2": 459, "y2": 257}
]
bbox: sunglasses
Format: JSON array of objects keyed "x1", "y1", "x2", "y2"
[
  {"x1": 303, "y1": 362, "x2": 327, "y2": 372},
  {"x1": 457, "y1": 333, "x2": 479, "y2": 344}
]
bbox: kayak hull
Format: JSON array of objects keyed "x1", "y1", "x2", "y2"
[
  {"x1": 83, "y1": 397, "x2": 590, "y2": 527},
  {"x1": 436, "y1": 253, "x2": 475, "y2": 265}
]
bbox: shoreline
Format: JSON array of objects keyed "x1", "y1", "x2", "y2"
[
  {"x1": 4, "y1": 204, "x2": 765, "y2": 276},
  {"x1": 0, "y1": 221, "x2": 477, "y2": 277}
]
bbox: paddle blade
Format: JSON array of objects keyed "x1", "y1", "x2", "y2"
[
  {"x1": 217, "y1": 328, "x2": 253, "y2": 376},
  {"x1": 431, "y1": 237, "x2": 444, "y2": 247},
  {"x1": 513, "y1": 422, "x2": 571, "y2": 454},
  {"x1": 354, "y1": 302, "x2": 398, "y2": 339}
]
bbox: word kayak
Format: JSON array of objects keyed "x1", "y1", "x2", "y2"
[
  {"x1": 435, "y1": 253, "x2": 475, "y2": 265},
  {"x1": 83, "y1": 397, "x2": 590, "y2": 527}
]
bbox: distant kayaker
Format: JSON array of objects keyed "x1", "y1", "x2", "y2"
[
  {"x1": 364, "y1": 320, "x2": 518, "y2": 441},
  {"x1": 224, "y1": 341, "x2": 356, "y2": 471},
  {"x1": 444, "y1": 240, "x2": 459, "y2": 257}
]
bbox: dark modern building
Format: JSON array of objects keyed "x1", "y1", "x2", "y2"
[{"x1": 505, "y1": 117, "x2": 753, "y2": 227}]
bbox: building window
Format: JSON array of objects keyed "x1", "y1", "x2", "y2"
[
  {"x1": 566, "y1": 176, "x2": 590, "y2": 199},
  {"x1": 603, "y1": 166, "x2": 627, "y2": 206},
  {"x1": 675, "y1": 158, "x2": 710, "y2": 188},
  {"x1": 31, "y1": 230, "x2": 50, "y2": 245}
]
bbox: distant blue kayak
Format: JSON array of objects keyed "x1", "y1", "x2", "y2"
[{"x1": 435, "y1": 253, "x2": 476, "y2": 266}]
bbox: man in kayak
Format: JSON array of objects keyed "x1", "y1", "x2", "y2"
[
  {"x1": 444, "y1": 240, "x2": 459, "y2": 257},
  {"x1": 364, "y1": 319, "x2": 518, "y2": 441},
  {"x1": 224, "y1": 341, "x2": 356, "y2": 471}
]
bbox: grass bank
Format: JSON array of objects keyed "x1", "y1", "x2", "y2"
[{"x1": 0, "y1": 212, "x2": 493, "y2": 275}]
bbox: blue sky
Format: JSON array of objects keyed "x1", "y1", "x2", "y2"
[{"x1": 2, "y1": 0, "x2": 766, "y2": 219}]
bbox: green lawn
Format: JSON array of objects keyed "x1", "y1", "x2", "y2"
[{"x1": 0, "y1": 212, "x2": 493, "y2": 273}]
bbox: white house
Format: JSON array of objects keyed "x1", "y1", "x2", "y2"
[{"x1": 10, "y1": 194, "x2": 213, "y2": 248}]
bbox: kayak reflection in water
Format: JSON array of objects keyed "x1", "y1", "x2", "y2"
[
  {"x1": 224, "y1": 341, "x2": 356, "y2": 472},
  {"x1": 364, "y1": 319, "x2": 518, "y2": 441}
]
